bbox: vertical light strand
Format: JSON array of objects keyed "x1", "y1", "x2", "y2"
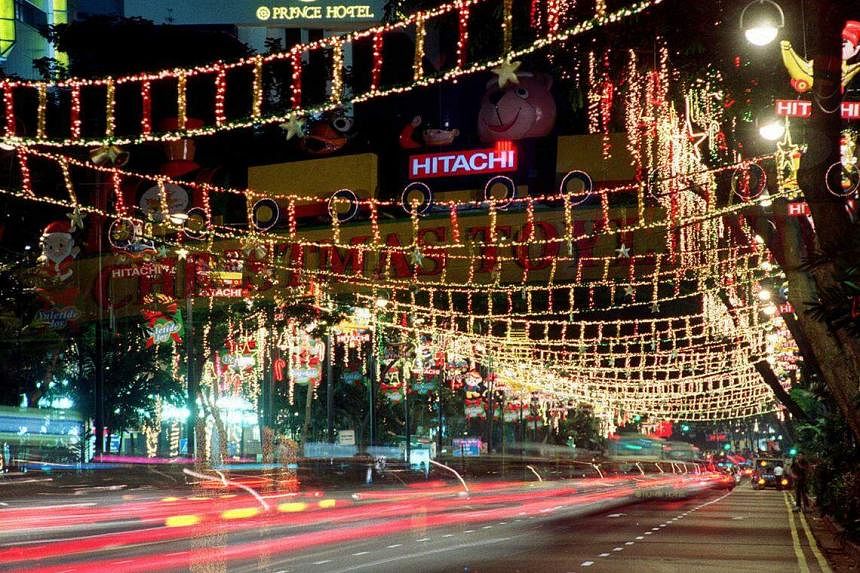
[
  {"x1": 252, "y1": 55, "x2": 264, "y2": 119},
  {"x1": 36, "y1": 84, "x2": 47, "y2": 140},
  {"x1": 70, "y1": 84, "x2": 82, "y2": 140},
  {"x1": 112, "y1": 171, "x2": 126, "y2": 215},
  {"x1": 176, "y1": 71, "x2": 187, "y2": 131},
  {"x1": 370, "y1": 33, "x2": 384, "y2": 92},
  {"x1": 502, "y1": 0, "x2": 514, "y2": 54},
  {"x1": 58, "y1": 157, "x2": 77, "y2": 205},
  {"x1": 214, "y1": 65, "x2": 227, "y2": 127},
  {"x1": 595, "y1": 0, "x2": 606, "y2": 18},
  {"x1": 330, "y1": 40, "x2": 344, "y2": 104},
  {"x1": 456, "y1": 3, "x2": 470, "y2": 69},
  {"x1": 140, "y1": 80, "x2": 152, "y2": 135},
  {"x1": 104, "y1": 78, "x2": 116, "y2": 139},
  {"x1": 413, "y1": 14, "x2": 426, "y2": 82},
  {"x1": 17, "y1": 147, "x2": 33, "y2": 197},
  {"x1": 290, "y1": 50, "x2": 303, "y2": 110},
  {"x1": 3, "y1": 82, "x2": 15, "y2": 137}
]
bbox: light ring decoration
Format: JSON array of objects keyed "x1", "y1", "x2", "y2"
[
  {"x1": 825, "y1": 161, "x2": 860, "y2": 198},
  {"x1": 731, "y1": 163, "x2": 767, "y2": 201},
  {"x1": 251, "y1": 198, "x2": 280, "y2": 231},
  {"x1": 108, "y1": 217, "x2": 139, "y2": 250},
  {"x1": 184, "y1": 206, "x2": 209, "y2": 240},
  {"x1": 328, "y1": 188, "x2": 360, "y2": 223},
  {"x1": 483, "y1": 175, "x2": 517, "y2": 211},
  {"x1": 559, "y1": 170, "x2": 594, "y2": 206},
  {"x1": 401, "y1": 182, "x2": 433, "y2": 215}
]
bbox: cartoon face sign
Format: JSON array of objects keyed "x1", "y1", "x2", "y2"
[
  {"x1": 43, "y1": 231, "x2": 74, "y2": 265},
  {"x1": 139, "y1": 184, "x2": 189, "y2": 223},
  {"x1": 478, "y1": 73, "x2": 556, "y2": 142}
]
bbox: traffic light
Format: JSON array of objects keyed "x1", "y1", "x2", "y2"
[
  {"x1": 681, "y1": 424, "x2": 690, "y2": 432},
  {"x1": 723, "y1": 443, "x2": 731, "y2": 451},
  {"x1": 788, "y1": 447, "x2": 798, "y2": 456}
]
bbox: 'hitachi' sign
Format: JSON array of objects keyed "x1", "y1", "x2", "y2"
[{"x1": 409, "y1": 148, "x2": 517, "y2": 179}]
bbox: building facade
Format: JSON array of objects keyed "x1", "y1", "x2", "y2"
[{"x1": 1, "y1": 0, "x2": 69, "y2": 79}]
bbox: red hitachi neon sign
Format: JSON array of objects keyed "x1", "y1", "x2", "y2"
[{"x1": 409, "y1": 145, "x2": 517, "y2": 179}]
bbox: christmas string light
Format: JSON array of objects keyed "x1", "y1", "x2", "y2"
[
  {"x1": 214, "y1": 67, "x2": 227, "y2": 127},
  {"x1": 140, "y1": 80, "x2": 152, "y2": 135},
  {"x1": 0, "y1": 0, "x2": 664, "y2": 148},
  {"x1": 105, "y1": 78, "x2": 115, "y2": 138},
  {"x1": 36, "y1": 85, "x2": 47, "y2": 140}
]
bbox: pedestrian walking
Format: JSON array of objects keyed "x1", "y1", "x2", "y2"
[{"x1": 791, "y1": 453, "x2": 810, "y2": 512}]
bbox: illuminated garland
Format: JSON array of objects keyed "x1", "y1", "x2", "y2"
[{"x1": 0, "y1": 0, "x2": 664, "y2": 147}]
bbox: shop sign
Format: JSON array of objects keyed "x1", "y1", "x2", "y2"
[
  {"x1": 409, "y1": 147, "x2": 517, "y2": 179},
  {"x1": 775, "y1": 99, "x2": 860, "y2": 120}
]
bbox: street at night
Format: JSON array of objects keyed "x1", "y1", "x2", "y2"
[{"x1": 1, "y1": 0, "x2": 859, "y2": 570}]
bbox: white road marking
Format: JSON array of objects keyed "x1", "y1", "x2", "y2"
[
  {"x1": 482, "y1": 525, "x2": 493, "y2": 529},
  {"x1": 312, "y1": 560, "x2": 331, "y2": 565},
  {"x1": 613, "y1": 547, "x2": 624, "y2": 552},
  {"x1": 416, "y1": 538, "x2": 430, "y2": 542},
  {"x1": 636, "y1": 536, "x2": 644, "y2": 540},
  {"x1": 581, "y1": 561, "x2": 594, "y2": 567},
  {"x1": 599, "y1": 553, "x2": 611, "y2": 557},
  {"x1": 352, "y1": 551, "x2": 369, "y2": 556},
  {"x1": 386, "y1": 544, "x2": 402, "y2": 548},
  {"x1": 645, "y1": 531, "x2": 653, "y2": 535},
  {"x1": 442, "y1": 534, "x2": 454, "y2": 538},
  {"x1": 465, "y1": 530, "x2": 475, "y2": 533},
  {"x1": 625, "y1": 541, "x2": 635, "y2": 545},
  {"x1": 607, "y1": 513, "x2": 625, "y2": 518}
]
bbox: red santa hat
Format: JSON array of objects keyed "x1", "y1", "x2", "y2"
[
  {"x1": 844, "y1": 20, "x2": 860, "y2": 47},
  {"x1": 43, "y1": 220, "x2": 72, "y2": 235}
]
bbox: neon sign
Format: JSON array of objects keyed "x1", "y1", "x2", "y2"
[{"x1": 409, "y1": 147, "x2": 518, "y2": 179}]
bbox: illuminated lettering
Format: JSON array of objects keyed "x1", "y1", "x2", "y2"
[
  {"x1": 263, "y1": 4, "x2": 375, "y2": 21},
  {"x1": 469, "y1": 152, "x2": 488, "y2": 170},
  {"x1": 451, "y1": 154, "x2": 469, "y2": 173},
  {"x1": 409, "y1": 148, "x2": 519, "y2": 179},
  {"x1": 774, "y1": 99, "x2": 811, "y2": 118},
  {"x1": 842, "y1": 101, "x2": 860, "y2": 119}
]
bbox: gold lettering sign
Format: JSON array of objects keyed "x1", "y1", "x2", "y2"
[{"x1": 256, "y1": 3, "x2": 375, "y2": 21}]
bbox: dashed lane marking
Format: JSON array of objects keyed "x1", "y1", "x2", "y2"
[{"x1": 581, "y1": 561, "x2": 594, "y2": 567}]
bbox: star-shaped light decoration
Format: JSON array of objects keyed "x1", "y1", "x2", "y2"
[
  {"x1": 492, "y1": 59, "x2": 521, "y2": 88},
  {"x1": 175, "y1": 247, "x2": 190, "y2": 260},
  {"x1": 623, "y1": 285, "x2": 634, "y2": 298},
  {"x1": 775, "y1": 124, "x2": 804, "y2": 195},
  {"x1": 410, "y1": 246, "x2": 425, "y2": 267},
  {"x1": 615, "y1": 243, "x2": 631, "y2": 258},
  {"x1": 157, "y1": 245, "x2": 169, "y2": 258},
  {"x1": 683, "y1": 96, "x2": 709, "y2": 162},
  {"x1": 280, "y1": 116, "x2": 306, "y2": 140},
  {"x1": 650, "y1": 302, "x2": 660, "y2": 314},
  {"x1": 67, "y1": 207, "x2": 86, "y2": 232}
]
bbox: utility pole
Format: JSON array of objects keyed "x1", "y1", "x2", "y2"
[
  {"x1": 185, "y1": 295, "x2": 197, "y2": 459},
  {"x1": 326, "y1": 332, "x2": 334, "y2": 443},
  {"x1": 93, "y1": 177, "x2": 106, "y2": 457}
]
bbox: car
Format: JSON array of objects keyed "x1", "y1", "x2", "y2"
[{"x1": 751, "y1": 458, "x2": 792, "y2": 490}]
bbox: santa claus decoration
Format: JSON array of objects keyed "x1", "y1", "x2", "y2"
[{"x1": 39, "y1": 220, "x2": 80, "y2": 282}]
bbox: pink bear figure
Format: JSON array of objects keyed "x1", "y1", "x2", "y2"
[{"x1": 478, "y1": 73, "x2": 557, "y2": 142}]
